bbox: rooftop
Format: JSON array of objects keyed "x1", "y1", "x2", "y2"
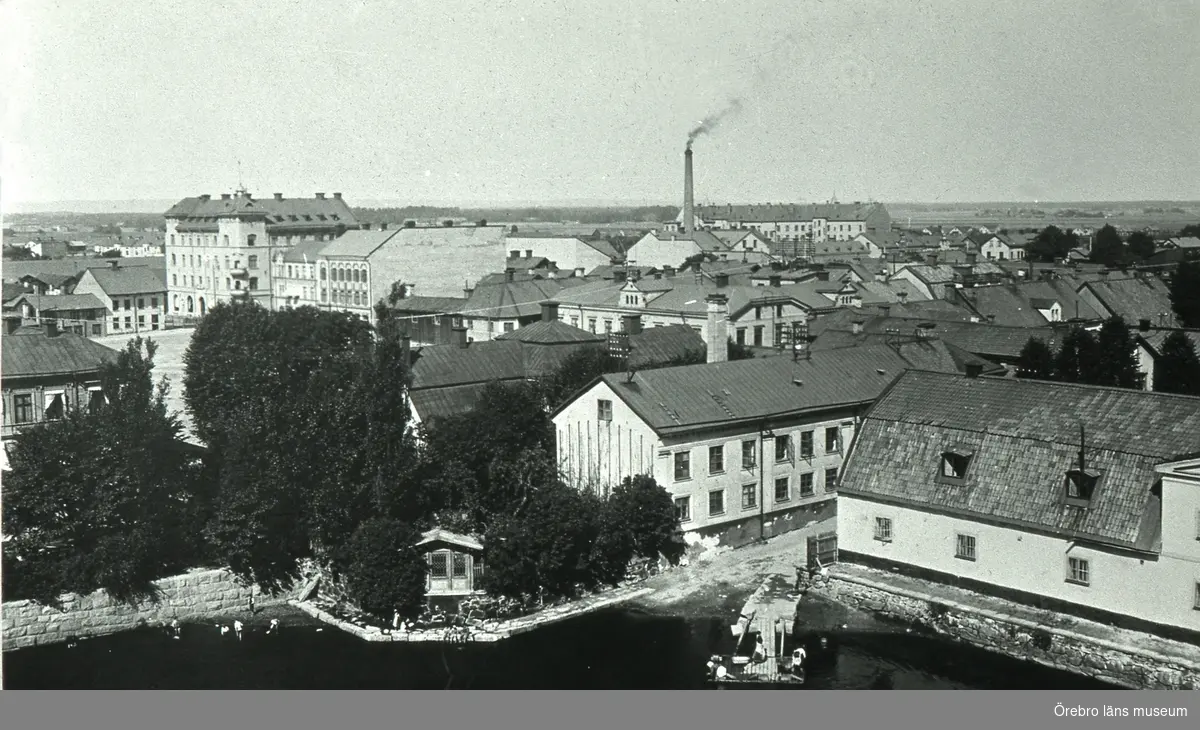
[
  {"x1": 81, "y1": 265, "x2": 166, "y2": 296},
  {"x1": 164, "y1": 192, "x2": 358, "y2": 229},
  {"x1": 839, "y1": 370, "x2": 1200, "y2": 551},
  {"x1": 1080, "y1": 276, "x2": 1178, "y2": 327},
  {"x1": 1, "y1": 327, "x2": 120, "y2": 378},
  {"x1": 696, "y1": 202, "x2": 887, "y2": 223},
  {"x1": 11, "y1": 293, "x2": 107, "y2": 313}
]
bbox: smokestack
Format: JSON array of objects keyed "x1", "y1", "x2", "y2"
[
  {"x1": 706, "y1": 293, "x2": 728, "y2": 364},
  {"x1": 109, "y1": 260, "x2": 119, "y2": 270},
  {"x1": 505, "y1": 268, "x2": 515, "y2": 283},
  {"x1": 274, "y1": 193, "x2": 283, "y2": 200},
  {"x1": 683, "y1": 145, "x2": 695, "y2": 236},
  {"x1": 622, "y1": 313, "x2": 643, "y2": 335},
  {"x1": 452, "y1": 324, "x2": 468, "y2": 348},
  {"x1": 541, "y1": 301, "x2": 560, "y2": 323}
]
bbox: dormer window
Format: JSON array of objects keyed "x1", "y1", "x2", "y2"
[
  {"x1": 939, "y1": 449, "x2": 973, "y2": 483},
  {"x1": 1064, "y1": 469, "x2": 1099, "y2": 505}
]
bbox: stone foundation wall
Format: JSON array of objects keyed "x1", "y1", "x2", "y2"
[
  {"x1": 684, "y1": 498, "x2": 836, "y2": 555},
  {"x1": 807, "y1": 573, "x2": 1200, "y2": 690},
  {"x1": 2, "y1": 568, "x2": 296, "y2": 652}
]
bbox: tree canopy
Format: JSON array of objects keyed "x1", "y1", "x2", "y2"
[
  {"x1": 1053, "y1": 327, "x2": 1099, "y2": 384},
  {"x1": 1027, "y1": 225, "x2": 1079, "y2": 263},
  {"x1": 1016, "y1": 337, "x2": 1056, "y2": 380},
  {"x1": 1089, "y1": 225, "x2": 1126, "y2": 267},
  {"x1": 1126, "y1": 231, "x2": 1155, "y2": 260},
  {"x1": 1153, "y1": 331, "x2": 1200, "y2": 396},
  {"x1": 1169, "y1": 260, "x2": 1200, "y2": 328},
  {"x1": 1093, "y1": 317, "x2": 1141, "y2": 388}
]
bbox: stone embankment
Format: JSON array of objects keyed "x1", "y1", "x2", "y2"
[
  {"x1": 805, "y1": 565, "x2": 1200, "y2": 690},
  {"x1": 291, "y1": 584, "x2": 656, "y2": 643},
  {"x1": 2, "y1": 568, "x2": 296, "y2": 651}
]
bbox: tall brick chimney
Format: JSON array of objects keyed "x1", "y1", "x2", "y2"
[
  {"x1": 706, "y1": 293, "x2": 728, "y2": 363},
  {"x1": 683, "y1": 145, "x2": 695, "y2": 235},
  {"x1": 541, "y1": 301, "x2": 559, "y2": 323}
]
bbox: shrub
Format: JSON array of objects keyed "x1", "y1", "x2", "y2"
[{"x1": 338, "y1": 518, "x2": 428, "y2": 620}]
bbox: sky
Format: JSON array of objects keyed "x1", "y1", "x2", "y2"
[{"x1": 1, "y1": 0, "x2": 1198, "y2": 210}]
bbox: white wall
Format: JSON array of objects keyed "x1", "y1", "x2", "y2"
[
  {"x1": 505, "y1": 237, "x2": 611, "y2": 273},
  {"x1": 839, "y1": 494, "x2": 1200, "y2": 632},
  {"x1": 626, "y1": 234, "x2": 701, "y2": 269}
]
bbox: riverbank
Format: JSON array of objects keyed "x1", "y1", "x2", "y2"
[{"x1": 807, "y1": 563, "x2": 1200, "y2": 690}]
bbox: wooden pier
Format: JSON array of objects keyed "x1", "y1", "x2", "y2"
[{"x1": 708, "y1": 612, "x2": 805, "y2": 686}]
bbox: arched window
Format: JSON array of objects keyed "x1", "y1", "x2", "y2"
[
  {"x1": 199, "y1": 297, "x2": 207, "y2": 315},
  {"x1": 223, "y1": 235, "x2": 229, "y2": 246},
  {"x1": 352, "y1": 269, "x2": 359, "y2": 284},
  {"x1": 187, "y1": 296, "x2": 194, "y2": 313},
  {"x1": 320, "y1": 267, "x2": 326, "y2": 281},
  {"x1": 173, "y1": 294, "x2": 179, "y2": 311}
]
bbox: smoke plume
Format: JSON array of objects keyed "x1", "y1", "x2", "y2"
[{"x1": 687, "y1": 98, "x2": 744, "y2": 148}]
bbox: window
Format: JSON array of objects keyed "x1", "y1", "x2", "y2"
[
  {"x1": 248, "y1": 255, "x2": 258, "y2": 270},
  {"x1": 755, "y1": 306, "x2": 762, "y2": 320},
  {"x1": 675, "y1": 496, "x2": 691, "y2": 523},
  {"x1": 955, "y1": 533, "x2": 977, "y2": 561},
  {"x1": 825, "y1": 427, "x2": 840, "y2": 453},
  {"x1": 171, "y1": 253, "x2": 176, "y2": 265},
  {"x1": 588, "y1": 318, "x2": 597, "y2": 333},
  {"x1": 249, "y1": 277, "x2": 258, "y2": 290},
  {"x1": 742, "y1": 484, "x2": 757, "y2": 510},
  {"x1": 753, "y1": 326, "x2": 764, "y2": 346},
  {"x1": 44, "y1": 392, "x2": 65, "y2": 421},
  {"x1": 775, "y1": 434, "x2": 791, "y2": 463},
  {"x1": 1194, "y1": 582, "x2": 1200, "y2": 611},
  {"x1": 709, "y1": 445, "x2": 724, "y2": 474},
  {"x1": 941, "y1": 452, "x2": 972, "y2": 481},
  {"x1": 741, "y1": 439, "x2": 756, "y2": 469},
  {"x1": 13, "y1": 394, "x2": 33, "y2": 424},
  {"x1": 708, "y1": 489, "x2": 725, "y2": 516},
  {"x1": 247, "y1": 234, "x2": 257, "y2": 246},
  {"x1": 503, "y1": 322, "x2": 515, "y2": 333},
  {"x1": 124, "y1": 316, "x2": 132, "y2": 328},
  {"x1": 736, "y1": 328, "x2": 746, "y2": 345},
  {"x1": 88, "y1": 389, "x2": 105, "y2": 411},
  {"x1": 597, "y1": 399, "x2": 613, "y2": 422},
  {"x1": 800, "y1": 472, "x2": 814, "y2": 496},
  {"x1": 430, "y1": 553, "x2": 448, "y2": 578},
  {"x1": 112, "y1": 318, "x2": 120, "y2": 329},
  {"x1": 774, "y1": 477, "x2": 790, "y2": 502},
  {"x1": 874, "y1": 517, "x2": 893, "y2": 542},
  {"x1": 800, "y1": 431, "x2": 814, "y2": 458},
  {"x1": 775, "y1": 304, "x2": 783, "y2": 318},
  {"x1": 173, "y1": 274, "x2": 178, "y2": 285},
  {"x1": 674, "y1": 451, "x2": 691, "y2": 481},
  {"x1": 452, "y1": 554, "x2": 468, "y2": 578},
  {"x1": 138, "y1": 315, "x2": 146, "y2": 327},
  {"x1": 124, "y1": 299, "x2": 132, "y2": 310},
  {"x1": 825, "y1": 467, "x2": 839, "y2": 491},
  {"x1": 1067, "y1": 556, "x2": 1090, "y2": 586},
  {"x1": 151, "y1": 297, "x2": 158, "y2": 309},
  {"x1": 1065, "y1": 470, "x2": 1099, "y2": 503}
]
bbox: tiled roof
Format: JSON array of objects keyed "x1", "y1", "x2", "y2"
[
  {"x1": 417, "y1": 527, "x2": 483, "y2": 551},
  {"x1": 495, "y1": 319, "x2": 606, "y2": 344},
  {"x1": 839, "y1": 370, "x2": 1200, "y2": 551},
  {"x1": 697, "y1": 202, "x2": 886, "y2": 223},
  {"x1": 812, "y1": 314, "x2": 1062, "y2": 361},
  {"x1": 1081, "y1": 277, "x2": 1178, "y2": 327},
  {"x1": 19, "y1": 272, "x2": 77, "y2": 288},
  {"x1": 409, "y1": 340, "x2": 526, "y2": 390},
  {"x1": 808, "y1": 332, "x2": 1004, "y2": 376},
  {"x1": 409, "y1": 385, "x2": 495, "y2": 423},
  {"x1": 626, "y1": 324, "x2": 705, "y2": 367},
  {"x1": 1139, "y1": 329, "x2": 1200, "y2": 357},
  {"x1": 1, "y1": 329, "x2": 119, "y2": 378},
  {"x1": 462, "y1": 278, "x2": 585, "y2": 319},
  {"x1": 853, "y1": 280, "x2": 926, "y2": 305},
  {"x1": 957, "y1": 281, "x2": 1103, "y2": 327},
  {"x1": 11, "y1": 293, "x2": 107, "y2": 313},
  {"x1": 165, "y1": 193, "x2": 358, "y2": 229},
  {"x1": 583, "y1": 344, "x2": 914, "y2": 436},
  {"x1": 898, "y1": 264, "x2": 957, "y2": 286},
  {"x1": 1, "y1": 257, "x2": 165, "y2": 284},
  {"x1": 82, "y1": 265, "x2": 166, "y2": 296},
  {"x1": 281, "y1": 239, "x2": 334, "y2": 263}
]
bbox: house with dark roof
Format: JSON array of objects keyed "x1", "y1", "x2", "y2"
[
  {"x1": 72, "y1": 261, "x2": 167, "y2": 335},
  {"x1": 551, "y1": 341, "x2": 977, "y2": 549},
  {"x1": 1135, "y1": 328, "x2": 1200, "y2": 391},
  {"x1": 709, "y1": 229, "x2": 774, "y2": 263},
  {"x1": 837, "y1": 369, "x2": 1200, "y2": 636},
  {"x1": 1076, "y1": 275, "x2": 1179, "y2": 329},
  {"x1": 11, "y1": 293, "x2": 109, "y2": 337},
  {"x1": 1, "y1": 323, "x2": 119, "y2": 441},
  {"x1": 954, "y1": 279, "x2": 1104, "y2": 327},
  {"x1": 166, "y1": 189, "x2": 359, "y2": 315},
  {"x1": 406, "y1": 303, "x2": 706, "y2": 426},
  {"x1": 16, "y1": 272, "x2": 79, "y2": 296},
  {"x1": 970, "y1": 232, "x2": 1028, "y2": 261}
]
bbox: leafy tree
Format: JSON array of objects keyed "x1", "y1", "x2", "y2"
[
  {"x1": 1093, "y1": 317, "x2": 1141, "y2": 388},
  {"x1": 1126, "y1": 231, "x2": 1155, "y2": 260},
  {"x1": 337, "y1": 518, "x2": 428, "y2": 620},
  {"x1": 1027, "y1": 225, "x2": 1079, "y2": 263},
  {"x1": 100, "y1": 249, "x2": 122, "y2": 258},
  {"x1": 1179, "y1": 223, "x2": 1200, "y2": 238},
  {"x1": 482, "y1": 481, "x2": 599, "y2": 601},
  {"x1": 1016, "y1": 337, "x2": 1056, "y2": 380},
  {"x1": 605, "y1": 475, "x2": 685, "y2": 565},
  {"x1": 1054, "y1": 327, "x2": 1099, "y2": 383},
  {"x1": 2, "y1": 338, "x2": 209, "y2": 606},
  {"x1": 1170, "y1": 260, "x2": 1200, "y2": 328},
  {"x1": 1153, "y1": 330, "x2": 1200, "y2": 396},
  {"x1": 1089, "y1": 225, "x2": 1125, "y2": 267}
]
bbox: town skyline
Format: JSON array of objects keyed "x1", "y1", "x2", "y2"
[{"x1": 3, "y1": 0, "x2": 1199, "y2": 208}]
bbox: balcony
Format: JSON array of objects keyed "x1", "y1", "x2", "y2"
[{"x1": 230, "y1": 268, "x2": 249, "y2": 278}]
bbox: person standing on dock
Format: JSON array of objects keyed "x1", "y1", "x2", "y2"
[{"x1": 233, "y1": 620, "x2": 244, "y2": 641}]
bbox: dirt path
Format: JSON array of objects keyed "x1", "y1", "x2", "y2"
[{"x1": 632, "y1": 524, "x2": 828, "y2": 618}]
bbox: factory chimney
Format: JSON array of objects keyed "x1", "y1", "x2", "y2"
[{"x1": 683, "y1": 144, "x2": 695, "y2": 236}]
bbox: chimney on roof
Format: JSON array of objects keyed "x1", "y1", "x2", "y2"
[
  {"x1": 715, "y1": 273, "x2": 730, "y2": 288},
  {"x1": 986, "y1": 314, "x2": 996, "y2": 324},
  {"x1": 943, "y1": 283, "x2": 957, "y2": 301},
  {"x1": 505, "y1": 268, "x2": 516, "y2": 283},
  {"x1": 200, "y1": 194, "x2": 211, "y2": 201},
  {"x1": 613, "y1": 268, "x2": 627, "y2": 283},
  {"x1": 452, "y1": 323, "x2": 469, "y2": 348},
  {"x1": 380, "y1": 223, "x2": 388, "y2": 231},
  {"x1": 896, "y1": 291, "x2": 909, "y2": 303},
  {"x1": 541, "y1": 301, "x2": 560, "y2": 323},
  {"x1": 706, "y1": 293, "x2": 729, "y2": 364},
  {"x1": 683, "y1": 145, "x2": 695, "y2": 236},
  {"x1": 880, "y1": 304, "x2": 891, "y2": 318},
  {"x1": 925, "y1": 253, "x2": 938, "y2": 266},
  {"x1": 1138, "y1": 318, "x2": 1151, "y2": 332},
  {"x1": 769, "y1": 275, "x2": 782, "y2": 288},
  {"x1": 966, "y1": 251, "x2": 978, "y2": 265},
  {"x1": 965, "y1": 362, "x2": 983, "y2": 379},
  {"x1": 274, "y1": 193, "x2": 283, "y2": 200},
  {"x1": 221, "y1": 193, "x2": 231, "y2": 200},
  {"x1": 851, "y1": 319, "x2": 865, "y2": 335},
  {"x1": 663, "y1": 265, "x2": 675, "y2": 278},
  {"x1": 4, "y1": 317, "x2": 19, "y2": 335},
  {"x1": 315, "y1": 193, "x2": 325, "y2": 200},
  {"x1": 333, "y1": 192, "x2": 342, "y2": 199},
  {"x1": 400, "y1": 334, "x2": 411, "y2": 363},
  {"x1": 46, "y1": 320, "x2": 59, "y2": 338},
  {"x1": 622, "y1": 313, "x2": 643, "y2": 335},
  {"x1": 109, "y1": 260, "x2": 119, "y2": 270}
]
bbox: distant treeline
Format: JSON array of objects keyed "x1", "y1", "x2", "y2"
[
  {"x1": 6, "y1": 212, "x2": 166, "y2": 231},
  {"x1": 352, "y1": 206, "x2": 677, "y2": 225}
]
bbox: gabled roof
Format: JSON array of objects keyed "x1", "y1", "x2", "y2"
[
  {"x1": 317, "y1": 228, "x2": 401, "y2": 258},
  {"x1": 638, "y1": 229, "x2": 728, "y2": 252},
  {"x1": 1, "y1": 329, "x2": 119, "y2": 378},
  {"x1": 812, "y1": 314, "x2": 1062, "y2": 361},
  {"x1": 165, "y1": 193, "x2": 358, "y2": 229},
  {"x1": 1, "y1": 257, "x2": 165, "y2": 284},
  {"x1": 578, "y1": 344, "x2": 914, "y2": 436},
  {"x1": 388, "y1": 296, "x2": 466, "y2": 314},
  {"x1": 81, "y1": 265, "x2": 166, "y2": 296},
  {"x1": 956, "y1": 280, "x2": 1102, "y2": 327},
  {"x1": 1080, "y1": 276, "x2": 1178, "y2": 327},
  {"x1": 626, "y1": 324, "x2": 705, "y2": 367},
  {"x1": 807, "y1": 301, "x2": 978, "y2": 337},
  {"x1": 18, "y1": 272, "x2": 77, "y2": 288},
  {"x1": 839, "y1": 370, "x2": 1200, "y2": 552},
  {"x1": 463, "y1": 278, "x2": 586, "y2": 319},
  {"x1": 807, "y1": 331, "x2": 1004, "y2": 376},
  {"x1": 896, "y1": 264, "x2": 957, "y2": 286},
  {"x1": 281, "y1": 239, "x2": 334, "y2": 263},
  {"x1": 1139, "y1": 329, "x2": 1200, "y2": 358},
  {"x1": 852, "y1": 280, "x2": 927, "y2": 305},
  {"x1": 495, "y1": 319, "x2": 606, "y2": 344},
  {"x1": 409, "y1": 340, "x2": 526, "y2": 389},
  {"x1": 417, "y1": 527, "x2": 483, "y2": 552},
  {"x1": 11, "y1": 293, "x2": 107, "y2": 313},
  {"x1": 3, "y1": 282, "x2": 27, "y2": 303}
]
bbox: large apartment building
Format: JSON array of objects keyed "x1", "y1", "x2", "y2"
[
  {"x1": 669, "y1": 202, "x2": 892, "y2": 252},
  {"x1": 164, "y1": 189, "x2": 359, "y2": 316}
]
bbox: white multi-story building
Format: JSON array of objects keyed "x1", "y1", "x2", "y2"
[{"x1": 668, "y1": 202, "x2": 892, "y2": 248}]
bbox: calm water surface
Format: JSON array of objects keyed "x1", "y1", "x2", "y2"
[{"x1": 3, "y1": 607, "x2": 1120, "y2": 690}]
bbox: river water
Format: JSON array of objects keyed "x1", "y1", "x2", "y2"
[{"x1": 3, "y1": 605, "x2": 1119, "y2": 690}]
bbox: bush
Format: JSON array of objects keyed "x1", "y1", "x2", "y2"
[{"x1": 338, "y1": 518, "x2": 428, "y2": 620}]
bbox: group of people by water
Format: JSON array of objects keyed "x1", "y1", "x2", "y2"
[{"x1": 163, "y1": 617, "x2": 282, "y2": 641}]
